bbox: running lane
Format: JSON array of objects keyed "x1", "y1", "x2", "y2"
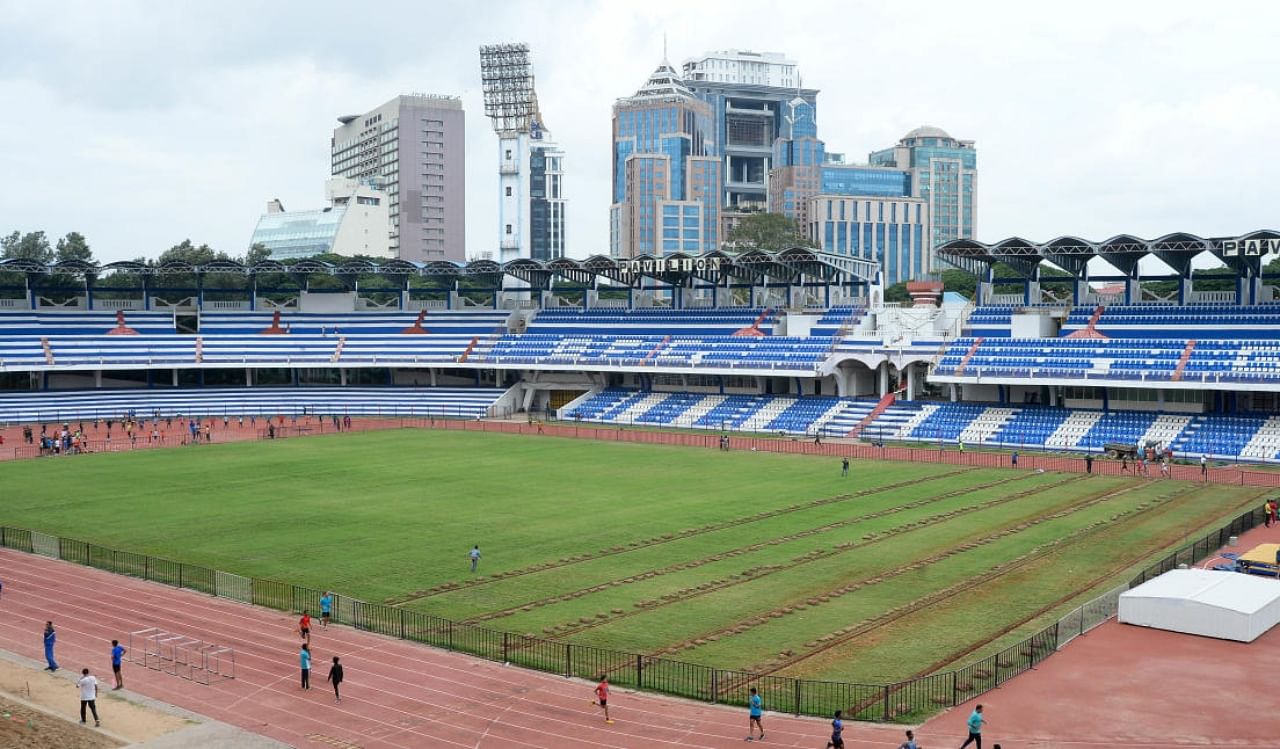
[{"x1": 0, "y1": 548, "x2": 909, "y2": 748}]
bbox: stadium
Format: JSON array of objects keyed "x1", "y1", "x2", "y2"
[{"x1": 2, "y1": 235, "x2": 1280, "y2": 746}]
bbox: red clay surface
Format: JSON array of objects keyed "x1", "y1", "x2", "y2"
[{"x1": 922, "y1": 518, "x2": 1280, "y2": 749}]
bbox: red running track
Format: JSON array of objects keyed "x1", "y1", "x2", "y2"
[{"x1": 0, "y1": 548, "x2": 912, "y2": 748}]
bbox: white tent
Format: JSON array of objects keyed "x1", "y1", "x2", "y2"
[{"x1": 1119, "y1": 568, "x2": 1280, "y2": 642}]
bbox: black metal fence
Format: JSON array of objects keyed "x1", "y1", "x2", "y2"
[{"x1": 0, "y1": 504, "x2": 1262, "y2": 722}]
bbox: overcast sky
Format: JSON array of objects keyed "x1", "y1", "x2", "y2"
[{"x1": 1, "y1": 0, "x2": 1277, "y2": 264}]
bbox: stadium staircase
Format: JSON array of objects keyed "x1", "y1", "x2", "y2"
[
  {"x1": 641, "y1": 335, "x2": 671, "y2": 363},
  {"x1": 330, "y1": 336, "x2": 345, "y2": 363},
  {"x1": 954, "y1": 337, "x2": 984, "y2": 375},
  {"x1": 1172, "y1": 340, "x2": 1196, "y2": 381},
  {"x1": 848, "y1": 392, "x2": 895, "y2": 438},
  {"x1": 195, "y1": 336, "x2": 204, "y2": 363},
  {"x1": 457, "y1": 337, "x2": 479, "y2": 363},
  {"x1": 41, "y1": 337, "x2": 54, "y2": 365}
]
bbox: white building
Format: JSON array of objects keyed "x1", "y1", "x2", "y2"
[
  {"x1": 681, "y1": 50, "x2": 798, "y2": 88},
  {"x1": 481, "y1": 44, "x2": 567, "y2": 262},
  {"x1": 250, "y1": 177, "x2": 391, "y2": 260}
]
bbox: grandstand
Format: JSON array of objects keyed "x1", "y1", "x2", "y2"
[{"x1": 3, "y1": 235, "x2": 1280, "y2": 461}]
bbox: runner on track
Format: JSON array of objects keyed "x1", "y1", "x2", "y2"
[{"x1": 592, "y1": 675, "x2": 613, "y2": 724}]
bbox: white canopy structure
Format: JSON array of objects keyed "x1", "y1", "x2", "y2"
[{"x1": 1119, "y1": 569, "x2": 1280, "y2": 643}]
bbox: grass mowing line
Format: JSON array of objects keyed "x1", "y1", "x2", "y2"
[
  {"x1": 896, "y1": 484, "x2": 1273, "y2": 683},
  {"x1": 540, "y1": 473, "x2": 1084, "y2": 642},
  {"x1": 742, "y1": 482, "x2": 1202, "y2": 681},
  {"x1": 657, "y1": 478, "x2": 1166, "y2": 670},
  {"x1": 898, "y1": 487, "x2": 1229, "y2": 683},
  {"x1": 385, "y1": 466, "x2": 977, "y2": 605},
  {"x1": 463, "y1": 472, "x2": 1041, "y2": 625}
]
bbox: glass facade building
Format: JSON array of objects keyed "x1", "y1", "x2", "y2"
[
  {"x1": 868, "y1": 126, "x2": 976, "y2": 250},
  {"x1": 611, "y1": 62, "x2": 721, "y2": 257},
  {"x1": 812, "y1": 196, "x2": 929, "y2": 286},
  {"x1": 250, "y1": 208, "x2": 345, "y2": 260}
]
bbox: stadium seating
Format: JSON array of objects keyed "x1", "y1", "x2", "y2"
[
  {"x1": 565, "y1": 389, "x2": 856, "y2": 435},
  {"x1": 486, "y1": 333, "x2": 832, "y2": 371},
  {"x1": 964, "y1": 305, "x2": 1016, "y2": 337},
  {"x1": 935, "y1": 337, "x2": 1280, "y2": 382},
  {"x1": 0, "y1": 311, "x2": 176, "y2": 336},
  {"x1": 808, "y1": 305, "x2": 863, "y2": 336},
  {"x1": 527, "y1": 308, "x2": 775, "y2": 336},
  {"x1": 0, "y1": 387, "x2": 506, "y2": 423},
  {"x1": 198, "y1": 311, "x2": 509, "y2": 336},
  {"x1": 1062, "y1": 304, "x2": 1280, "y2": 340}
]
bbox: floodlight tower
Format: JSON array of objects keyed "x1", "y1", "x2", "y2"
[{"x1": 479, "y1": 43, "x2": 566, "y2": 265}]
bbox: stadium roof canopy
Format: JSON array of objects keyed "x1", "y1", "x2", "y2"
[
  {"x1": 937, "y1": 230, "x2": 1280, "y2": 279},
  {"x1": 0, "y1": 247, "x2": 878, "y2": 288}
]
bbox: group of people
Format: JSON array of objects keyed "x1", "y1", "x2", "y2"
[
  {"x1": 39, "y1": 620, "x2": 124, "y2": 729},
  {"x1": 297, "y1": 594, "x2": 344, "y2": 701}
]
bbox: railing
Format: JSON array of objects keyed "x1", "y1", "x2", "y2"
[{"x1": 0, "y1": 502, "x2": 1260, "y2": 724}]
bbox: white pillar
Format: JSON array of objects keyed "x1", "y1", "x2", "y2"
[
  {"x1": 173, "y1": 370, "x2": 180, "y2": 387},
  {"x1": 878, "y1": 364, "x2": 889, "y2": 397},
  {"x1": 95, "y1": 370, "x2": 103, "y2": 388},
  {"x1": 906, "y1": 363, "x2": 917, "y2": 400},
  {"x1": 950, "y1": 383, "x2": 959, "y2": 402},
  {"x1": 339, "y1": 368, "x2": 347, "y2": 386},
  {"x1": 245, "y1": 368, "x2": 253, "y2": 387},
  {"x1": 429, "y1": 368, "x2": 438, "y2": 387}
]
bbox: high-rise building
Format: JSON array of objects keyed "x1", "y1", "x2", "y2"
[
  {"x1": 331, "y1": 94, "x2": 465, "y2": 262},
  {"x1": 681, "y1": 50, "x2": 818, "y2": 239},
  {"x1": 768, "y1": 98, "x2": 930, "y2": 285},
  {"x1": 480, "y1": 43, "x2": 567, "y2": 262},
  {"x1": 249, "y1": 177, "x2": 392, "y2": 260},
  {"x1": 610, "y1": 60, "x2": 720, "y2": 257},
  {"x1": 869, "y1": 126, "x2": 976, "y2": 250}
]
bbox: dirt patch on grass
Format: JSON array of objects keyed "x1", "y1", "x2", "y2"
[{"x1": 0, "y1": 694, "x2": 121, "y2": 749}]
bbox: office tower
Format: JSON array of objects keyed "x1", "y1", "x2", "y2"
[
  {"x1": 869, "y1": 126, "x2": 976, "y2": 249},
  {"x1": 610, "y1": 60, "x2": 720, "y2": 257},
  {"x1": 331, "y1": 94, "x2": 465, "y2": 261}
]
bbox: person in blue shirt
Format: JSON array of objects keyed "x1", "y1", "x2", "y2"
[
  {"x1": 110, "y1": 639, "x2": 126, "y2": 690},
  {"x1": 42, "y1": 621, "x2": 58, "y2": 672},
  {"x1": 745, "y1": 686, "x2": 764, "y2": 741},
  {"x1": 897, "y1": 728, "x2": 918, "y2": 749},
  {"x1": 825, "y1": 709, "x2": 844, "y2": 748},
  {"x1": 319, "y1": 592, "x2": 333, "y2": 628},
  {"x1": 469, "y1": 545, "x2": 482, "y2": 573},
  {"x1": 299, "y1": 643, "x2": 312, "y2": 690},
  {"x1": 959, "y1": 704, "x2": 985, "y2": 748}
]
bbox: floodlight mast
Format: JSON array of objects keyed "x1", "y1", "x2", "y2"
[{"x1": 479, "y1": 43, "x2": 536, "y2": 136}]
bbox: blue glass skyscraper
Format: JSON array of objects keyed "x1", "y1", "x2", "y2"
[
  {"x1": 610, "y1": 61, "x2": 720, "y2": 257},
  {"x1": 869, "y1": 127, "x2": 977, "y2": 250}
]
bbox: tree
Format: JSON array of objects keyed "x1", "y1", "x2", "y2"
[
  {"x1": 55, "y1": 232, "x2": 93, "y2": 263},
  {"x1": 243, "y1": 242, "x2": 270, "y2": 265},
  {"x1": 0, "y1": 230, "x2": 53, "y2": 263},
  {"x1": 725, "y1": 213, "x2": 815, "y2": 252}
]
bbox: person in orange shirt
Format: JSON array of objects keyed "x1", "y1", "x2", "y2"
[
  {"x1": 298, "y1": 611, "x2": 312, "y2": 644},
  {"x1": 592, "y1": 675, "x2": 614, "y2": 724}
]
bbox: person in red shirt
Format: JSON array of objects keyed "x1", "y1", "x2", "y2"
[
  {"x1": 298, "y1": 611, "x2": 312, "y2": 644},
  {"x1": 592, "y1": 675, "x2": 613, "y2": 724}
]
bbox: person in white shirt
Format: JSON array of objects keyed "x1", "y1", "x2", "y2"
[{"x1": 78, "y1": 668, "x2": 100, "y2": 727}]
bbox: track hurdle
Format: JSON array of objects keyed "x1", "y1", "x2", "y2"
[{"x1": 127, "y1": 627, "x2": 234, "y2": 684}]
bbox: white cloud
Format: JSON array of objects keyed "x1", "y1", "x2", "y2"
[{"x1": 0, "y1": 0, "x2": 1277, "y2": 263}]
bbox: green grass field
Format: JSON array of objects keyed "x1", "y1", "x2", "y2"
[{"x1": 0, "y1": 429, "x2": 1265, "y2": 683}]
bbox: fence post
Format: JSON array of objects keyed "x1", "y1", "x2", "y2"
[
  {"x1": 399, "y1": 608, "x2": 407, "y2": 640},
  {"x1": 502, "y1": 632, "x2": 509, "y2": 663},
  {"x1": 144, "y1": 556, "x2": 150, "y2": 580},
  {"x1": 178, "y1": 564, "x2": 183, "y2": 589},
  {"x1": 565, "y1": 643, "x2": 572, "y2": 678},
  {"x1": 952, "y1": 670, "x2": 959, "y2": 706},
  {"x1": 447, "y1": 620, "x2": 454, "y2": 651},
  {"x1": 793, "y1": 678, "x2": 801, "y2": 716},
  {"x1": 710, "y1": 670, "x2": 718, "y2": 704},
  {"x1": 883, "y1": 684, "x2": 891, "y2": 722},
  {"x1": 1053, "y1": 620, "x2": 1060, "y2": 650},
  {"x1": 636, "y1": 654, "x2": 643, "y2": 689}
]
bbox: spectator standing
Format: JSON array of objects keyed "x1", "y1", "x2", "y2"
[
  {"x1": 1201, "y1": 454, "x2": 1208, "y2": 480},
  {"x1": 469, "y1": 545, "x2": 482, "y2": 573},
  {"x1": 1265, "y1": 499, "x2": 1276, "y2": 529},
  {"x1": 110, "y1": 639, "x2": 126, "y2": 689},
  {"x1": 42, "y1": 621, "x2": 58, "y2": 671},
  {"x1": 78, "y1": 668, "x2": 100, "y2": 727},
  {"x1": 1085, "y1": 453, "x2": 1094, "y2": 474},
  {"x1": 841, "y1": 457, "x2": 849, "y2": 477},
  {"x1": 1010, "y1": 451, "x2": 1018, "y2": 467},
  {"x1": 319, "y1": 592, "x2": 332, "y2": 628}
]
